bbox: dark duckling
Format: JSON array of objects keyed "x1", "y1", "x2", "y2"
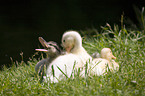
[{"x1": 35, "y1": 37, "x2": 62, "y2": 76}]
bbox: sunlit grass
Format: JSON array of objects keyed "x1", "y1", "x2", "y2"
[{"x1": 0, "y1": 23, "x2": 145, "y2": 95}]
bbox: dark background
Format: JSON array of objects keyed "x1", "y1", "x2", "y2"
[{"x1": 0, "y1": 0, "x2": 145, "y2": 68}]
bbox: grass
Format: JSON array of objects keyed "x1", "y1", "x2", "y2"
[{"x1": 0, "y1": 23, "x2": 145, "y2": 95}]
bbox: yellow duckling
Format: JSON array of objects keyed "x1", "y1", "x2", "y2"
[{"x1": 90, "y1": 48, "x2": 119, "y2": 76}]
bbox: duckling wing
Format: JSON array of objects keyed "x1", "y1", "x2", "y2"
[
  {"x1": 90, "y1": 58, "x2": 109, "y2": 76},
  {"x1": 74, "y1": 47, "x2": 92, "y2": 67},
  {"x1": 35, "y1": 58, "x2": 50, "y2": 76}
]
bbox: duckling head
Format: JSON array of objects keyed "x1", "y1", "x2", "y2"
[
  {"x1": 62, "y1": 31, "x2": 82, "y2": 53},
  {"x1": 101, "y1": 48, "x2": 116, "y2": 61},
  {"x1": 36, "y1": 37, "x2": 60, "y2": 57}
]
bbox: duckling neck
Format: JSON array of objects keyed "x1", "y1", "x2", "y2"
[
  {"x1": 101, "y1": 56, "x2": 111, "y2": 61},
  {"x1": 71, "y1": 45, "x2": 83, "y2": 54}
]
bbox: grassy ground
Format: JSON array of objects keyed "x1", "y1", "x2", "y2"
[{"x1": 0, "y1": 24, "x2": 145, "y2": 95}]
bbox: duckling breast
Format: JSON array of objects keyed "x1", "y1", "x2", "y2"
[{"x1": 46, "y1": 53, "x2": 82, "y2": 79}]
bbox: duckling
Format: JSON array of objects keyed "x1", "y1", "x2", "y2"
[
  {"x1": 45, "y1": 31, "x2": 92, "y2": 83},
  {"x1": 61, "y1": 31, "x2": 92, "y2": 67},
  {"x1": 90, "y1": 48, "x2": 119, "y2": 76},
  {"x1": 35, "y1": 37, "x2": 62, "y2": 76},
  {"x1": 91, "y1": 51, "x2": 101, "y2": 58}
]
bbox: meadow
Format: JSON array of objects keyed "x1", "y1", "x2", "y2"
[{"x1": 0, "y1": 23, "x2": 145, "y2": 95}]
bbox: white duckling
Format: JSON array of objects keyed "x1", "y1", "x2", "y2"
[
  {"x1": 90, "y1": 48, "x2": 119, "y2": 76},
  {"x1": 45, "y1": 31, "x2": 92, "y2": 83},
  {"x1": 61, "y1": 31, "x2": 92, "y2": 68}
]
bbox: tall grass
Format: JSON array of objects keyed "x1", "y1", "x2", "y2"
[
  {"x1": 0, "y1": 23, "x2": 145, "y2": 95},
  {"x1": 133, "y1": 6, "x2": 145, "y2": 33}
]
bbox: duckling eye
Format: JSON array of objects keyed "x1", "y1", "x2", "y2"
[
  {"x1": 47, "y1": 47, "x2": 51, "y2": 50},
  {"x1": 63, "y1": 40, "x2": 65, "y2": 43}
]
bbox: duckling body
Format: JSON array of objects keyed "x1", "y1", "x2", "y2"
[
  {"x1": 45, "y1": 31, "x2": 92, "y2": 83},
  {"x1": 90, "y1": 48, "x2": 119, "y2": 76},
  {"x1": 45, "y1": 53, "x2": 81, "y2": 83}
]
